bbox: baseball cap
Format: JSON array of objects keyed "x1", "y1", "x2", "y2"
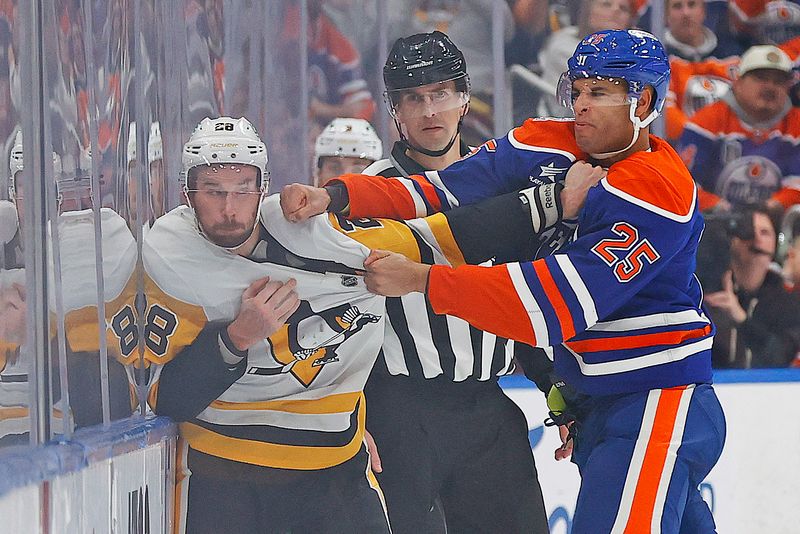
[{"x1": 737, "y1": 45, "x2": 793, "y2": 77}]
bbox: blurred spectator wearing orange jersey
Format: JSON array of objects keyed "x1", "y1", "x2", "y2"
[
  {"x1": 282, "y1": 0, "x2": 376, "y2": 131},
  {"x1": 665, "y1": 56, "x2": 738, "y2": 140},
  {"x1": 661, "y1": 0, "x2": 746, "y2": 141},
  {"x1": 677, "y1": 45, "x2": 800, "y2": 212},
  {"x1": 730, "y1": 0, "x2": 800, "y2": 45}
]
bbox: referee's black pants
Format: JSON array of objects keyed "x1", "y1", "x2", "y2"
[{"x1": 365, "y1": 374, "x2": 549, "y2": 534}]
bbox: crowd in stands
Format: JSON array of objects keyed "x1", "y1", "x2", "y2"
[{"x1": 302, "y1": 0, "x2": 800, "y2": 371}]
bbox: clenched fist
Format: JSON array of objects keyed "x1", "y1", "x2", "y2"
[
  {"x1": 561, "y1": 161, "x2": 605, "y2": 219},
  {"x1": 280, "y1": 183, "x2": 331, "y2": 222},
  {"x1": 363, "y1": 250, "x2": 430, "y2": 297}
]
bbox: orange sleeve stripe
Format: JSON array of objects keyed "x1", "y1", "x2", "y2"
[
  {"x1": 338, "y1": 174, "x2": 420, "y2": 219},
  {"x1": 533, "y1": 260, "x2": 575, "y2": 341},
  {"x1": 623, "y1": 386, "x2": 688, "y2": 533},
  {"x1": 771, "y1": 187, "x2": 800, "y2": 210},
  {"x1": 427, "y1": 264, "x2": 537, "y2": 345},
  {"x1": 566, "y1": 325, "x2": 712, "y2": 353},
  {"x1": 779, "y1": 36, "x2": 800, "y2": 60}
]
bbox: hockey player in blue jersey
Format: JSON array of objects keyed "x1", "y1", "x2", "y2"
[{"x1": 284, "y1": 30, "x2": 727, "y2": 534}]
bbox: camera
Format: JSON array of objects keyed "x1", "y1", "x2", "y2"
[{"x1": 695, "y1": 210, "x2": 755, "y2": 294}]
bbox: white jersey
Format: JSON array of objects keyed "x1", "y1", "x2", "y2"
[
  {"x1": 143, "y1": 198, "x2": 387, "y2": 469},
  {"x1": 51, "y1": 208, "x2": 138, "y2": 362}
]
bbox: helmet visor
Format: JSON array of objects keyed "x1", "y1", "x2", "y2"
[
  {"x1": 385, "y1": 83, "x2": 469, "y2": 120},
  {"x1": 556, "y1": 73, "x2": 633, "y2": 111}
]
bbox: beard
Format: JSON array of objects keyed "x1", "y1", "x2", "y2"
[{"x1": 202, "y1": 221, "x2": 255, "y2": 248}]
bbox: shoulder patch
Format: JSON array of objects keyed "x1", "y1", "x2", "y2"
[
  {"x1": 510, "y1": 119, "x2": 586, "y2": 161},
  {"x1": 603, "y1": 137, "x2": 697, "y2": 222}
]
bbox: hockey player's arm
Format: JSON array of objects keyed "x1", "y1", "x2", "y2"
[
  {"x1": 153, "y1": 322, "x2": 248, "y2": 421},
  {"x1": 425, "y1": 194, "x2": 693, "y2": 346},
  {"x1": 441, "y1": 183, "x2": 565, "y2": 264},
  {"x1": 332, "y1": 124, "x2": 583, "y2": 219},
  {"x1": 154, "y1": 277, "x2": 300, "y2": 421},
  {"x1": 333, "y1": 183, "x2": 567, "y2": 268}
]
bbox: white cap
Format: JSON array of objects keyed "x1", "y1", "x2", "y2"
[{"x1": 738, "y1": 45, "x2": 793, "y2": 78}]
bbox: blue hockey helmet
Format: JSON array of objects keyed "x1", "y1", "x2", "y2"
[{"x1": 558, "y1": 29, "x2": 670, "y2": 126}]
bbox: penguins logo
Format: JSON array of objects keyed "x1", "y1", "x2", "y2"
[{"x1": 248, "y1": 301, "x2": 380, "y2": 387}]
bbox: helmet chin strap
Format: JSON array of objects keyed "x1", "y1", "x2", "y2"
[
  {"x1": 394, "y1": 113, "x2": 466, "y2": 158},
  {"x1": 185, "y1": 187, "x2": 266, "y2": 252},
  {"x1": 589, "y1": 99, "x2": 658, "y2": 160}
]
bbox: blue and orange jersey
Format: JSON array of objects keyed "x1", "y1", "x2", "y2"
[
  {"x1": 666, "y1": 57, "x2": 737, "y2": 141},
  {"x1": 333, "y1": 120, "x2": 713, "y2": 395},
  {"x1": 282, "y1": 6, "x2": 375, "y2": 121},
  {"x1": 335, "y1": 119, "x2": 586, "y2": 220},
  {"x1": 424, "y1": 137, "x2": 713, "y2": 395},
  {"x1": 730, "y1": 0, "x2": 800, "y2": 20},
  {"x1": 677, "y1": 98, "x2": 800, "y2": 209}
]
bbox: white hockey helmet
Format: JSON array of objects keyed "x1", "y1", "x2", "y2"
[
  {"x1": 182, "y1": 116, "x2": 269, "y2": 190},
  {"x1": 148, "y1": 121, "x2": 163, "y2": 165},
  {"x1": 314, "y1": 118, "x2": 382, "y2": 169},
  {"x1": 8, "y1": 131, "x2": 66, "y2": 201}
]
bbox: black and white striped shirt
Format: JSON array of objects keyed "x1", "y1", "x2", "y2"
[{"x1": 362, "y1": 141, "x2": 516, "y2": 382}]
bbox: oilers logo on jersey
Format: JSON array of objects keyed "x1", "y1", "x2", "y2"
[{"x1": 248, "y1": 302, "x2": 380, "y2": 387}]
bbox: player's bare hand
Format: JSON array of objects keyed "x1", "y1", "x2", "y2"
[
  {"x1": 227, "y1": 277, "x2": 301, "y2": 351},
  {"x1": 364, "y1": 250, "x2": 430, "y2": 297},
  {"x1": 281, "y1": 183, "x2": 331, "y2": 222},
  {"x1": 364, "y1": 430, "x2": 382, "y2": 473},
  {"x1": 554, "y1": 424, "x2": 574, "y2": 461},
  {"x1": 561, "y1": 161, "x2": 606, "y2": 219}
]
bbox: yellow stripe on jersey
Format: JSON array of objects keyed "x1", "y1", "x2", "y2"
[
  {"x1": 64, "y1": 306, "x2": 102, "y2": 353},
  {"x1": 143, "y1": 274, "x2": 208, "y2": 365},
  {"x1": 209, "y1": 391, "x2": 361, "y2": 415},
  {"x1": 328, "y1": 214, "x2": 422, "y2": 262},
  {"x1": 423, "y1": 213, "x2": 467, "y2": 267},
  {"x1": 180, "y1": 393, "x2": 366, "y2": 470},
  {"x1": 0, "y1": 406, "x2": 29, "y2": 419}
]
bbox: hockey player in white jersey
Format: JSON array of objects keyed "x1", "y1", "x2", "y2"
[
  {"x1": 144, "y1": 116, "x2": 394, "y2": 534},
  {"x1": 2, "y1": 133, "x2": 135, "y2": 437},
  {"x1": 313, "y1": 117, "x2": 382, "y2": 187}
]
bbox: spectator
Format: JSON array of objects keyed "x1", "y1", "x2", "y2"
[
  {"x1": 703, "y1": 206, "x2": 800, "y2": 368},
  {"x1": 781, "y1": 207, "x2": 800, "y2": 294},
  {"x1": 665, "y1": 56, "x2": 737, "y2": 140},
  {"x1": 784, "y1": 233, "x2": 800, "y2": 293},
  {"x1": 677, "y1": 45, "x2": 800, "y2": 212},
  {"x1": 729, "y1": 0, "x2": 800, "y2": 46},
  {"x1": 664, "y1": 0, "x2": 743, "y2": 60},
  {"x1": 281, "y1": 0, "x2": 376, "y2": 132},
  {"x1": 536, "y1": 0, "x2": 635, "y2": 116},
  {"x1": 660, "y1": 0, "x2": 747, "y2": 141}
]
